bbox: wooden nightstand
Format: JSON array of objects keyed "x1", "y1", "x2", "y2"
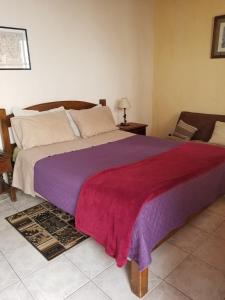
[
  {"x1": 118, "y1": 122, "x2": 148, "y2": 136},
  {"x1": 0, "y1": 153, "x2": 16, "y2": 201}
]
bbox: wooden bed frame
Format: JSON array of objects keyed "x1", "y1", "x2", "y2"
[
  {"x1": 0, "y1": 99, "x2": 148, "y2": 298},
  {"x1": 2, "y1": 99, "x2": 221, "y2": 298}
]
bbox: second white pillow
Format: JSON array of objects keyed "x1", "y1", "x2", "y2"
[{"x1": 70, "y1": 106, "x2": 117, "y2": 138}]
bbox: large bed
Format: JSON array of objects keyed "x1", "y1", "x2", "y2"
[{"x1": 1, "y1": 99, "x2": 225, "y2": 298}]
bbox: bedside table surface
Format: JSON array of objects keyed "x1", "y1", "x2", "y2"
[{"x1": 118, "y1": 122, "x2": 148, "y2": 130}]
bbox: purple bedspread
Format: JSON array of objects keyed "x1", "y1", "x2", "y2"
[{"x1": 34, "y1": 135, "x2": 225, "y2": 270}]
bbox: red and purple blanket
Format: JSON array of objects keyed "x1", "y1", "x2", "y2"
[{"x1": 76, "y1": 142, "x2": 225, "y2": 267}]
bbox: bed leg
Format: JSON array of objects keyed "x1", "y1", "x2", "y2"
[
  {"x1": 10, "y1": 187, "x2": 17, "y2": 201},
  {"x1": 7, "y1": 172, "x2": 17, "y2": 201},
  {"x1": 130, "y1": 260, "x2": 148, "y2": 298}
]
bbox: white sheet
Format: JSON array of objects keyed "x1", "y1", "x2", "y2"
[{"x1": 13, "y1": 130, "x2": 134, "y2": 196}]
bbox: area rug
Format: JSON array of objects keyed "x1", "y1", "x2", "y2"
[{"x1": 6, "y1": 201, "x2": 89, "y2": 260}]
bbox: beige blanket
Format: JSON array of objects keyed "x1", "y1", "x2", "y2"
[{"x1": 13, "y1": 130, "x2": 133, "y2": 196}]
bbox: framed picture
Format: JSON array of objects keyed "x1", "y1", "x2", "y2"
[
  {"x1": 211, "y1": 15, "x2": 225, "y2": 58},
  {"x1": 0, "y1": 26, "x2": 31, "y2": 70}
]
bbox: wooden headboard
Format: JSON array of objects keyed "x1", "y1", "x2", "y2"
[{"x1": 0, "y1": 98, "x2": 106, "y2": 156}]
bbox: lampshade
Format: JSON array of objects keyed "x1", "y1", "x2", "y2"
[{"x1": 118, "y1": 98, "x2": 131, "y2": 109}]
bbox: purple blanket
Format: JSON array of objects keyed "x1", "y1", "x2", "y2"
[{"x1": 34, "y1": 136, "x2": 225, "y2": 270}]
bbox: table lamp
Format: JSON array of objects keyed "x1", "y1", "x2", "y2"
[{"x1": 118, "y1": 97, "x2": 131, "y2": 126}]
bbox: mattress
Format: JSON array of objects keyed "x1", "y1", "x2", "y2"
[{"x1": 13, "y1": 131, "x2": 225, "y2": 270}]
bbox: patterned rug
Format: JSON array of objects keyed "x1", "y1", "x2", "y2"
[{"x1": 6, "y1": 201, "x2": 89, "y2": 260}]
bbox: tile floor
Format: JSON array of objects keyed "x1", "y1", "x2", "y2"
[{"x1": 0, "y1": 191, "x2": 225, "y2": 300}]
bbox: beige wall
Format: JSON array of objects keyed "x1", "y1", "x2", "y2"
[
  {"x1": 153, "y1": 0, "x2": 225, "y2": 137},
  {"x1": 0, "y1": 0, "x2": 153, "y2": 127}
]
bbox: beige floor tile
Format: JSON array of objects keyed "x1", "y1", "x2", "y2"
[
  {"x1": 0, "y1": 228, "x2": 27, "y2": 255},
  {"x1": 0, "y1": 194, "x2": 10, "y2": 201},
  {"x1": 193, "y1": 236, "x2": 225, "y2": 273},
  {"x1": 148, "y1": 270, "x2": 163, "y2": 292},
  {"x1": 93, "y1": 264, "x2": 162, "y2": 300},
  {"x1": 12, "y1": 192, "x2": 44, "y2": 211},
  {"x1": 0, "y1": 252, "x2": 19, "y2": 291},
  {"x1": 150, "y1": 242, "x2": 188, "y2": 279},
  {"x1": 1, "y1": 190, "x2": 224, "y2": 299},
  {"x1": 0, "y1": 197, "x2": 13, "y2": 212},
  {"x1": 213, "y1": 220, "x2": 225, "y2": 240},
  {"x1": 66, "y1": 282, "x2": 110, "y2": 300},
  {"x1": 0, "y1": 281, "x2": 33, "y2": 300},
  {"x1": 166, "y1": 256, "x2": 225, "y2": 300},
  {"x1": 145, "y1": 281, "x2": 190, "y2": 300},
  {"x1": 0, "y1": 207, "x2": 18, "y2": 232},
  {"x1": 22, "y1": 256, "x2": 89, "y2": 300},
  {"x1": 189, "y1": 209, "x2": 224, "y2": 233},
  {"x1": 65, "y1": 238, "x2": 114, "y2": 279},
  {"x1": 4, "y1": 242, "x2": 48, "y2": 278},
  {"x1": 208, "y1": 197, "x2": 225, "y2": 217},
  {"x1": 167, "y1": 224, "x2": 208, "y2": 253}
]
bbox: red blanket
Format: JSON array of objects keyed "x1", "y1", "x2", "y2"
[{"x1": 76, "y1": 142, "x2": 225, "y2": 267}]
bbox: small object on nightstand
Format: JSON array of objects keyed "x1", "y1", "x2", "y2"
[
  {"x1": 118, "y1": 122, "x2": 148, "y2": 136},
  {"x1": 118, "y1": 97, "x2": 131, "y2": 126},
  {"x1": 0, "y1": 153, "x2": 16, "y2": 201}
]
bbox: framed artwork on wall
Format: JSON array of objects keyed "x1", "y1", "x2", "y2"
[
  {"x1": 211, "y1": 15, "x2": 225, "y2": 58},
  {"x1": 0, "y1": 26, "x2": 31, "y2": 70}
]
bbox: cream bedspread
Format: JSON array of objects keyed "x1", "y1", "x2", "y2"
[{"x1": 13, "y1": 130, "x2": 133, "y2": 196}]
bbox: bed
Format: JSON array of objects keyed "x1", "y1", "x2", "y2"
[{"x1": 1, "y1": 99, "x2": 225, "y2": 298}]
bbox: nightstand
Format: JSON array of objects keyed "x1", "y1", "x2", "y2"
[
  {"x1": 0, "y1": 153, "x2": 16, "y2": 201},
  {"x1": 118, "y1": 122, "x2": 148, "y2": 136}
]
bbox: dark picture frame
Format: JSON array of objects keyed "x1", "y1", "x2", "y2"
[
  {"x1": 0, "y1": 26, "x2": 31, "y2": 70},
  {"x1": 211, "y1": 15, "x2": 225, "y2": 58}
]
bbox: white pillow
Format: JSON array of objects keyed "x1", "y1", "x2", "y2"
[
  {"x1": 65, "y1": 110, "x2": 80, "y2": 137},
  {"x1": 69, "y1": 106, "x2": 117, "y2": 138},
  {"x1": 12, "y1": 106, "x2": 80, "y2": 141},
  {"x1": 209, "y1": 121, "x2": 225, "y2": 146},
  {"x1": 11, "y1": 111, "x2": 75, "y2": 150}
]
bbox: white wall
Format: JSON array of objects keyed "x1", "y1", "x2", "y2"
[{"x1": 0, "y1": 0, "x2": 153, "y2": 129}]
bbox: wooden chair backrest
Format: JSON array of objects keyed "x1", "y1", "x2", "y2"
[{"x1": 178, "y1": 111, "x2": 225, "y2": 141}]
